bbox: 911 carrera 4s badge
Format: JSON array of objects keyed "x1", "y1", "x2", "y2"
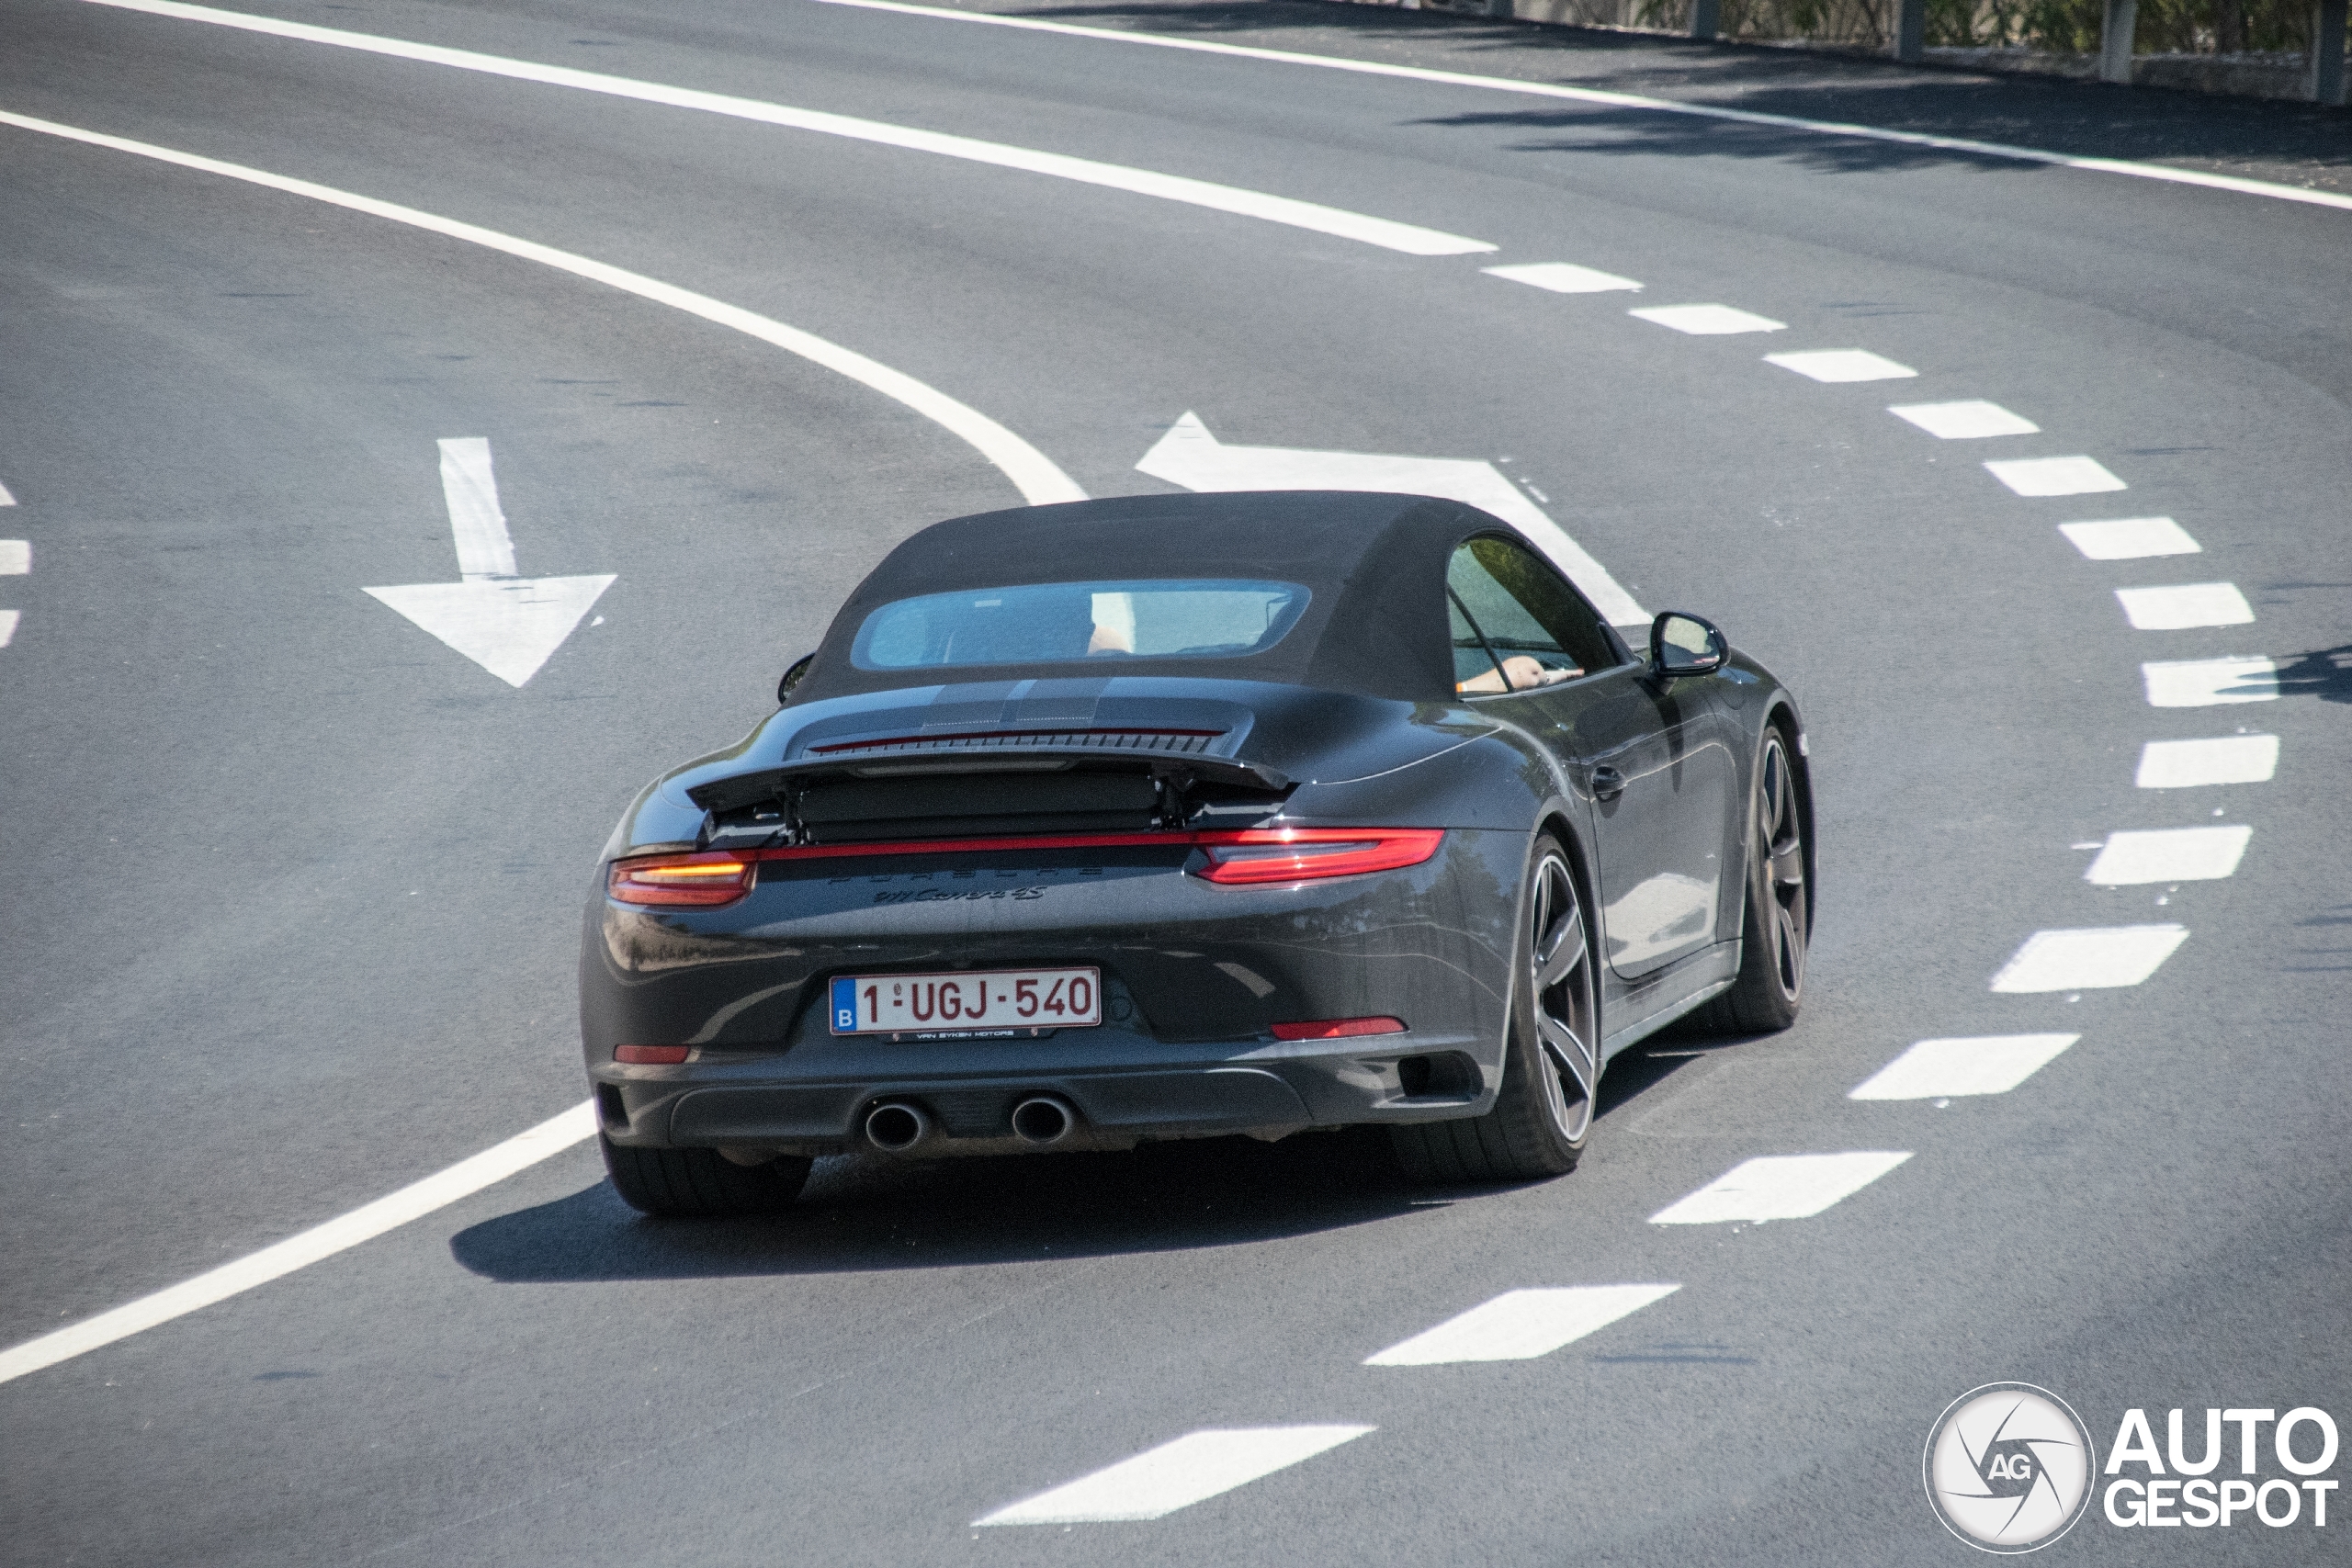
[{"x1": 829, "y1": 967, "x2": 1102, "y2": 1040}]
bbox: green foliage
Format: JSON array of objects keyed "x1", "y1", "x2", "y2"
[{"x1": 1629, "y1": 0, "x2": 2314, "y2": 49}]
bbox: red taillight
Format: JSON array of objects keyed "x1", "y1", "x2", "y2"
[
  {"x1": 607, "y1": 852, "x2": 754, "y2": 908},
  {"x1": 1190, "y1": 829, "x2": 1444, "y2": 886},
  {"x1": 1271, "y1": 1017, "x2": 1407, "y2": 1041},
  {"x1": 614, "y1": 1044, "x2": 690, "y2": 1065}
]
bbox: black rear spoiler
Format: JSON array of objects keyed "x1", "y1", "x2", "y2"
[{"x1": 684, "y1": 749, "x2": 1292, "y2": 818}]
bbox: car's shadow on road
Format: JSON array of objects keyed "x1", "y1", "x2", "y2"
[{"x1": 449, "y1": 1032, "x2": 1754, "y2": 1283}]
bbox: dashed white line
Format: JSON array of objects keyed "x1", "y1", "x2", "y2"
[
  {"x1": 74, "y1": 0, "x2": 1494, "y2": 257},
  {"x1": 973, "y1": 1426, "x2": 1375, "y2": 1525},
  {"x1": 1984, "y1": 456, "x2": 2127, "y2": 497},
  {"x1": 2060, "y1": 516, "x2": 2199, "y2": 559},
  {"x1": 2115, "y1": 582, "x2": 2255, "y2": 630},
  {"x1": 1989, "y1": 925, "x2": 2188, "y2": 992},
  {"x1": 2085, "y1": 825, "x2": 2250, "y2": 885},
  {"x1": 2142, "y1": 657, "x2": 2278, "y2": 706},
  {"x1": 0, "y1": 538, "x2": 27, "y2": 572},
  {"x1": 1482, "y1": 261, "x2": 1641, "y2": 293},
  {"x1": 1888, "y1": 400, "x2": 2040, "y2": 439},
  {"x1": 0, "y1": 1100, "x2": 596, "y2": 1386},
  {"x1": 1363, "y1": 1284, "x2": 1679, "y2": 1366},
  {"x1": 0, "y1": 480, "x2": 17, "y2": 505},
  {"x1": 2136, "y1": 734, "x2": 2278, "y2": 788},
  {"x1": 1849, "y1": 1034, "x2": 2080, "y2": 1100},
  {"x1": 1763, "y1": 349, "x2": 1917, "y2": 382},
  {"x1": 1648, "y1": 1152, "x2": 1912, "y2": 1224},
  {"x1": 1629, "y1": 304, "x2": 1786, "y2": 335},
  {"x1": 0, "y1": 610, "x2": 17, "y2": 647}
]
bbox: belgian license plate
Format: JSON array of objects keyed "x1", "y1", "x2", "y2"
[{"x1": 828, "y1": 967, "x2": 1101, "y2": 1039}]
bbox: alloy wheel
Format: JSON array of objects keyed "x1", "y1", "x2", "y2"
[{"x1": 1527, "y1": 851, "x2": 1599, "y2": 1144}]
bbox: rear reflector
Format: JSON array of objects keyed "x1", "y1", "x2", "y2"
[
  {"x1": 1271, "y1": 1017, "x2": 1407, "y2": 1041},
  {"x1": 1191, "y1": 829, "x2": 1444, "y2": 886},
  {"x1": 615, "y1": 1044, "x2": 690, "y2": 1065},
  {"x1": 608, "y1": 852, "x2": 754, "y2": 908}
]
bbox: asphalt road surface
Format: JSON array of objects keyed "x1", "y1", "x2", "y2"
[{"x1": 3, "y1": 1, "x2": 2346, "y2": 1562}]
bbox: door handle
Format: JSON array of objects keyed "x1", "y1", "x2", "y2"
[{"x1": 1591, "y1": 765, "x2": 1625, "y2": 802}]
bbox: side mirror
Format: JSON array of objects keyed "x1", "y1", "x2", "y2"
[
  {"x1": 1649, "y1": 612, "x2": 1726, "y2": 678},
  {"x1": 776, "y1": 652, "x2": 815, "y2": 705}
]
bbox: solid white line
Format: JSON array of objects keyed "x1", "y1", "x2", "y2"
[
  {"x1": 1648, "y1": 1151, "x2": 1911, "y2": 1224},
  {"x1": 1764, "y1": 349, "x2": 1916, "y2": 382},
  {"x1": 0, "y1": 1101, "x2": 596, "y2": 1387},
  {"x1": 439, "y1": 437, "x2": 516, "y2": 580},
  {"x1": 1989, "y1": 925, "x2": 2187, "y2": 991},
  {"x1": 0, "y1": 110, "x2": 1083, "y2": 506},
  {"x1": 2059, "y1": 516, "x2": 2199, "y2": 559},
  {"x1": 2086, "y1": 824, "x2": 2250, "y2": 885},
  {"x1": 2142, "y1": 657, "x2": 2278, "y2": 706},
  {"x1": 1630, "y1": 303, "x2": 1785, "y2": 334},
  {"x1": 76, "y1": 0, "x2": 1494, "y2": 257},
  {"x1": 1888, "y1": 400, "x2": 2039, "y2": 439},
  {"x1": 974, "y1": 1426, "x2": 1375, "y2": 1525},
  {"x1": 1849, "y1": 1034, "x2": 2079, "y2": 1100},
  {"x1": 1984, "y1": 456, "x2": 2126, "y2": 496},
  {"x1": 0, "y1": 609, "x2": 17, "y2": 647},
  {"x1": 1482, "y1": 261, "x2": 1642, "y2": 293},
  {"x1": 2136, "y1": 734, "x2": 2278, "y2": 788},
  {"x1": 1363, "y1": 1284, "x2": 1679, "y2": 1365},
  {"x1": 803, "y1": 0, "x2": 2352, "y2": 214},
  {"x1": 0, "y1": 539, "x2": 28, "y2": 573},
  {"x1": 2115, "y1": 581, "x2": 2254, "y2": 629}
]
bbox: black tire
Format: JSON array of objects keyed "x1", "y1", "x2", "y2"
[
  {"x1": 1391, "y1": 833, "x2": 1599, "y2": 1183},
  {"x1": 1690, "y1": 727, "x2": 1808, "y2": 1035},
  {"x1": 601, "y1": 1135, "x2": 812, "y2": 1217}
]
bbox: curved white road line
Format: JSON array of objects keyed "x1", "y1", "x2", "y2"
[
  {"x1": 0, "y1": 1102, "x2": 598, "y2": 1386},
  {"x1": 810, "y1": 0, "x2": 2352, "y2": 216},
  {"x1": 0, "y1": 109, "x2": 1084, "y2": 507},
  {"x1": 73, "y1": 0, "x2": 1497, "y2": 257}
]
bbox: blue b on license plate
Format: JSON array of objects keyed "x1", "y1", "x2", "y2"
[{"x1": 828, "y1": 966, "x2": 1102, "y2": 1039}]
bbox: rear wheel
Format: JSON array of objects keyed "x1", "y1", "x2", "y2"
[
  {"x1": 1391, "y1": 834, "x2": 1598, "y2": 1183},
  {"x1": 1690, "y1": 728, "x2": 1807, "y2": 1034},
  {"x1": 601, "y1": 1135, "x2": 812, "y2": 1217}
]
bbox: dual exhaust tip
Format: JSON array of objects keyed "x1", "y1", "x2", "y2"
[{"x1": 863, "y1": 1095, "x2": 1075, "y2": 1152}]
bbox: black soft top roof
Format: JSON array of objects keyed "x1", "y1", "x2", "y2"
[{"x1": 796, "y1": 491, "x2": 1497, "y2": 704}]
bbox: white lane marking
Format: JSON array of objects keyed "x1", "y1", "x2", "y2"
[
  {"x1": 2142, "y1": 656, "x2": 2278, "y2": 706},
  {"x1": 1137, "y1": 412, "x2": 1646, "y2": 627},
  {"x1": 1363, "y1": 1284, "x2": 1679, "y2": 1365},
  {"x1": 1989, "y1": 925, "x2": 2187, "y2": 991},
  {"x1": 1888, "y1": 400, "x2": 2039, "y2": 439},
  {"x1": 1984, "y1": 456, "x2": 2126, "y2": 496},
  {"x1": 367, "y1": 438, "x2": 612, "y2": 687},
  {"x1": 973, "y1": 1427, "x2": 1375, "y2": 1525},
  {"x1": 0, "y1": 609, "x2": 17, "y2": 647},
  {"x1": 1764, "y1": 348, "x2": 1917, "y2": 382},
  {"x1": 1849, "y1": 1034, "x2": 2079, "y2": 1100},
  {"x1": 2115, "y1": 581, "x2": 2254, "y2": 630},
  {"x1": 0, "y1": 1100, "x2": 595, "y2": 1387},
  {"x1": 0, "y1": 479, "x2": 16, "y2": 504},
  {"x1": 1629, "y1": 304, "x2": 1785, "y2": 335},
  {"x1": 2137, "y1": 734, "x2": 2278, "y2": 787},
  {"x1": 0, "y1": 112, "x2": 1081, "y2": 507},
  {"x1": 0, "y1": 539, "x2": 27, "y2": 573},
  {"x1": 439, "y1": 437, "x2": 515, "y2": 580},
  {"x1": 2060, "y1": 516, "x2": 2199, "y2": 559},
  {"x1": 2086, "y1": 824, "x2": 2250, "y2": 885},
  {"x1": 77, "y1": 0, "x2": 1492, "y2": 258},
  {"x1": 1649, "y1": 1152, "x2": 1911, "y2": 1224},
  {"x1": 802, "y1": 0, "x2": 2352, "y2": 215},
  {"x1": 1482, "y1": 261, "x2": 1641, "y2": 293}
]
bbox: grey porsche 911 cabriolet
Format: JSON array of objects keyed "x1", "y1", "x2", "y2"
[{"x1": 581, "y1": 491, "x2": 1812, "y2": 1215}]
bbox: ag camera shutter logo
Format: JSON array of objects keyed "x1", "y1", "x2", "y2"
[{"x1": 1924, "y1": 1383, "x2": 2097, "y2": 1552}]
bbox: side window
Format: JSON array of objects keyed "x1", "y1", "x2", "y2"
[{"x1": 1446, "y1": 536, "x2": 1619, "y2": 694}]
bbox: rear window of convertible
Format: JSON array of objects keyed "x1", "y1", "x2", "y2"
[{"x1": 850, "y1": 579, "x2": 1312, "y2": 671}]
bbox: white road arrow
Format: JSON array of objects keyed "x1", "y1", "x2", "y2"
[
  {"x1": 1136, "y1": 412, "x2": 1647, "y2": 628},
  {"x1": 363, "y1": 438, "x2": 615, "y2": 687}
]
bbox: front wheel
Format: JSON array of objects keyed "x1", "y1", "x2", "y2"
[
  {"x1": 601, "y1": 1135, "x2": 812, "y2": 1217},
  {"x1": 1691, "y1": 727, "x2": 1808, "y2": 1035},
  {"x1": 1391, "y1": 833, "x2": 1599, "y2": 1183}
]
